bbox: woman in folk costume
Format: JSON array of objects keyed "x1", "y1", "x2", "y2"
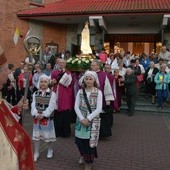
[
  {"x1": 0, "y1": 45, "x2": 35, "y2": 169},
  {"x1": 75, "y1": 71, "x2": 103, "y2": 170},
  {"x1": 31, "y1": 75, "x2": 57, "y2": 162}
]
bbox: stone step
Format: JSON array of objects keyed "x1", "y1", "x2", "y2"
[
  {"x1": 120, "y1": 89, "x2": 170, "y2": 114},
  {"x1": 120, "y1": 103, "x2": 170, "y2": 114},
  {"x1": 122, "y1": 100, "x2": 170, "y2": 107}
]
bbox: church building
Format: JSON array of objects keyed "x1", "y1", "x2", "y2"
[{"x1": 1, "y1": 0, "x2": 170, "y2": 65}]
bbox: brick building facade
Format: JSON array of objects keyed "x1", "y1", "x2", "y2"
[
  {"x1": 0, "y1": 0, "x2": 67, "y2": 67},
  {"x1": 1, "y1": 0, "x2": 170, "y2": 67}
]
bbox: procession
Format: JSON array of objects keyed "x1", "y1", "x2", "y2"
[{"x1": 1, "y1": 0, "x2": 170, "y2": 170}]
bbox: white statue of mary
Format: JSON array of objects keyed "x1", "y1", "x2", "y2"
[{"x1": 80, "y1": 22, "x2": 92, "y2": 54}]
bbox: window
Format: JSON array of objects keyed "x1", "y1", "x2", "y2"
[{"x1": 30, "y1": 0, "x2": 43, "y2": 4}]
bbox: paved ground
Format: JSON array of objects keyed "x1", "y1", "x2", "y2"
[{"x1": 23, "y1": 110, "x2": 170, "y2": 170}]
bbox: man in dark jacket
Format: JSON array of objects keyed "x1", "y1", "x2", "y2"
[{"x1": 124, "y1": 68, "x2": 137, "y2": 116}]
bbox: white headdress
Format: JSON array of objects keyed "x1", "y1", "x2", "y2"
[
  {"x1": 79, "y1": 70, "x2": 99, "y2": 87},
  {"x1": 83, "y1": 70, "x2": 97, "y2": 81},
  {"x1": 37, "y1": 74, "x2": 51, "y2": 89}
]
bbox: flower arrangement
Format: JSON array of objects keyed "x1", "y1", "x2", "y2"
[{"x1": 66, "y1": 57, "x2": 94, "y2": 71}]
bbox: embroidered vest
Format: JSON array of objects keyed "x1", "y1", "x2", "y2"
[
  {"x1": 79, "y1": 88, "x2": 98, "y2": 118},
  {"x1": 35, "y1": 91, "x2": 51, "y2": 114},
  {"x1": 75, "y1": 88, "x2": 99, "y2": 139}
]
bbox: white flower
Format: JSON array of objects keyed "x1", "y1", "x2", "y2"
[
  {"x1": 78, "y1": 60, "x2": 81, "y2": 64},
  {"x1": 67, "y1": 58, "x2": 72, "y2": 62},
  {"x1": 67, "y1": 60, "x2": 71, "y2": 63}
]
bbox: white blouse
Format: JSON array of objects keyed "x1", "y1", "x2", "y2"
[
  {"x1": 106, "y1": 58, "x2": 118, "y2": 71},
  {"x1": 147, "y1": 68, "x2": 153, "y2": 79},
  {"x1": 119, "y1": 67, "x2": 126, "y2": 79}
]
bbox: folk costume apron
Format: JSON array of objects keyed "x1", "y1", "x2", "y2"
[
  {"x1": 75, "y1": 88, "x2": 100, "y2": 148},
  {"x1": 32, "y1": 90, "x2": 56, "y2": 142}
]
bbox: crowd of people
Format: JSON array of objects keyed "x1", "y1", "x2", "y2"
[{"x1": 1, "y1": 45, "x2": 170, "y2": 170}]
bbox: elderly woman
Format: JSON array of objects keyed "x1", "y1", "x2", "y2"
[
  {"x1": 118, "y1": 60, "x2": 126, "y2": 80},
  {"x1": 155, "y1": 58, "x2": 165, "y2": 70},
  {"x1": 106, "y1": 53, "x2": 118, "y2": 73},
  {"x1": 135, "y1": 59, "x2": 144, "y2": 95},
  {"x1": 124, "y1": 68, "x2": 137, "y2": 116},
  {"x1": 144, "y1": 61, "x2": 159, "y2": 103},
  {"x1": 154, "y1": 64, "x2": 170, "y2": 110}
]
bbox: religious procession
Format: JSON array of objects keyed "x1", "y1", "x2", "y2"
[{"x1": 1, "y1": 0, "x2": 170, "y2": 170}]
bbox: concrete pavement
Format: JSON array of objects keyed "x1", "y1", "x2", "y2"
[{"x1": 23, "y1": 111, "x2": 170, "y2": 170}]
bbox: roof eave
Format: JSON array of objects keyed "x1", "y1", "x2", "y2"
[{"x1": 17, "y1": 10, "x2": 170, "y2": 18}]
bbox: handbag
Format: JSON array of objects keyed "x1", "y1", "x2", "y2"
[
  {"x1": 136, "y1": 74, "x2": 144, "y2": 82},
  {"x1": 82, "y1": 88, "x2": 101, "y2": 148}
]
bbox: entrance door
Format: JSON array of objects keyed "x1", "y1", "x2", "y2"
[{"x1": 133, "y1": 42, "x2": 144, "y2": 55}]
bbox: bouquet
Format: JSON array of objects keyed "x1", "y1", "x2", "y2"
[{"x1": 66, "y1": 57, "x2": 94, "y2": 71}]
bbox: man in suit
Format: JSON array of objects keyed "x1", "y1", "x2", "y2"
[{"x1": 124, "y1": 68, "x2": 137, "y2": 116}]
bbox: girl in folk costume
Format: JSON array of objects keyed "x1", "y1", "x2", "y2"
[
  {"x1": 31, "y1": 75, "x2": 57, "y2": 162},
  {"x1": 75, "y1": 71, "x2": 103, "y2": 170}
]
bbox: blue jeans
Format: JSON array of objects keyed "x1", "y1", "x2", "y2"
[{"x1": 156, "y1": 89, "x2": 168, "y2": 108}]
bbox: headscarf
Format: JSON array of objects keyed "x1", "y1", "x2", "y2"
[
  {"x1": 37, "y1": 74, "x2": 51, "y2": 89},
  {"x1": 79, "y1": 70, "x2": 99, "y2": 87},
  {"x1": 83, "y1": 70, "x2": 98, "y2": 81}
]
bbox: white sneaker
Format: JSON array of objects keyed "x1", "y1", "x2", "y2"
[
  {"x1": 78, "y1": 156, "x2": 84, "y2": 165},
  {"x1": 47, "y1": 150, "x2": 53, "y2": 159},
  {"x1": 34, "y1": 153, "x2": 39, "y2": 162}
]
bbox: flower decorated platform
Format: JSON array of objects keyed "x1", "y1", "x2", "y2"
[{"x1": 66, "y1": 55, "x2": 95, "y2": 72}]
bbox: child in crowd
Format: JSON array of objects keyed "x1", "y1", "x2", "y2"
[
  {"x1": 74, "y1": 71, "x2": 103, "y2": 170},
  {"x1": 31, "y1": 75, "x2": 57, "y2": 162}
]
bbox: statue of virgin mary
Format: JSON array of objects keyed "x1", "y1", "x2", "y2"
[{"x1": 80, "y1": 22, "x2": 92, "y2": 54}]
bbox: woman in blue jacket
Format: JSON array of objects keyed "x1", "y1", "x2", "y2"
[{"x1": 154, "y1": 64, "x2": 170, "y2": 110}]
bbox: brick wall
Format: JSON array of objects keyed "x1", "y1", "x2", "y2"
[
  {"x1": 0, "y1": 0, "x2": 30, "y2": 67},
  {"x1": 0, "y1": 0, "x2": 67, "y2": 67},
  {"x1": 43, "y1": 23, "x2": 67, "y2": 54}
]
